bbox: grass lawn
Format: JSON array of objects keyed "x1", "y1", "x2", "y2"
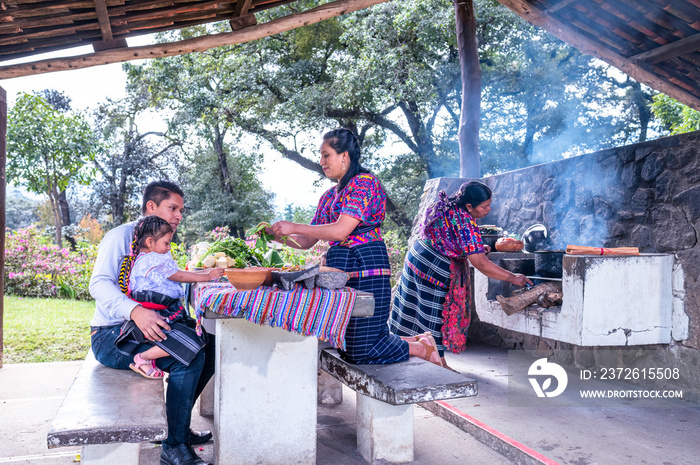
[{"x1": 2, "y1": 295, "x2": 94, "y2": 363}]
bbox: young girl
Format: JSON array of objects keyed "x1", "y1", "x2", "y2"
[{"x1": 116, "y1": 215, "x2": 224, "y2": 379}]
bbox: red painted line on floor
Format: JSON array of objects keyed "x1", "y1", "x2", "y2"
[{"x1": 435, "y1": 400, "x2": 560, "y2": 465}]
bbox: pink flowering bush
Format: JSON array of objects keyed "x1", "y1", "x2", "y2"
[
  {"x1": 206, "y1": 226, "x2": 231, "y2": 242},
  {"x1": 383, "y1": 231, "x2": 408, "y2": 286},
  {"x1": 4, "y1": 227, "x2": 97, "y2": 300}
]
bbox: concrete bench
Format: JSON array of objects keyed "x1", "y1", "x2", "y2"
[
  {"x1": 319, "y1": 348, "x2": 478, "y2": 464},
  {"x1": 47, "y1": 350, "x2": 167, "y2": 465}
]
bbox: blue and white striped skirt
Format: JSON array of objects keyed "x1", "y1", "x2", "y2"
[
  {"x1": 327, "y1": 241, "x2": 408, "y2": 365},
  {"x1": 389, "y1": 240, "x2": 452, "y2": 356}
]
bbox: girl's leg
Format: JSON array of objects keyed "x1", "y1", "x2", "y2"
[
  {"x1": 139, "y1": 346, "x2": 169, "y2": 361},
  {"x1": 130, "y1": 349, "x2": 168, "y2": 379}
]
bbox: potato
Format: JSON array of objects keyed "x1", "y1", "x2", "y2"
[
  {"x1": 215, "y1": 257, "x2": 228, "y2": 268},
  {"x1": 201, "y1": 256, "x2": 217, "y2": 268},
  {"x1": 226, "y1": 257, "x2": 237, "y2": 267}
]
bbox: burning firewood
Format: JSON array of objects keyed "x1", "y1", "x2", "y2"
[
  {"x1": 537, "y1": 291, "x2": 563, "y2": 308},
  {"x1": 496, "y1": 282, "x2": 562, "y2": 316}
]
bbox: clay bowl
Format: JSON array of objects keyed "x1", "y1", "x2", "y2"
[
  {"x1": 495, "y1": 239, "x2": 525, "y2": 252},
  {"x1": 225, "y1": 267, "x2": 273, "y2": 291}
]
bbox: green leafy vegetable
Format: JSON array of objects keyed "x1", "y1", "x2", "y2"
[
  {"x1": 196, "y1": 237, "x2": 262, "y2": 268},
  {"x1": 245, "y1": 221, "x2": 301, "y2": 267}
]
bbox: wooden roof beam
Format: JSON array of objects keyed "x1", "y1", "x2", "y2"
[
  {"x1": 230, "y1": 0, "x2": 256, "y2": 30},
  {"x1": 92, "y1": 0, "x2": 127, "y2": 51},
  {"x1": 0, "y1": 0, "x2": 389, "y2": 79},
  {"x1": 546, "y1": 0, "x2": 577, "y2": 15},
  {"x1": 631, "y1": 33, "x2": 700, "y2": 65},
  {"x1": 496, "y1": 0, "x2": 700, "y2": 111}
]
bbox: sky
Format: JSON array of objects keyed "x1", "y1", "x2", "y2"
[{"x1": 0, "y1": 42, "x2": 330, "y2": 214}]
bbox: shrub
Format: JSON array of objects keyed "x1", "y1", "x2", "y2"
[
  {"x1": 75, "y1": 214, "x2": 105, "y2": 244},
  {"x1": 4, "y1": 226, "x2": 97, "y2": 300},
  {"x1": 383, "y1": 230, "x2": 408, "y2": 287}
]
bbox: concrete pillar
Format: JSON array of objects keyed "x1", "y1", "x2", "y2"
[
  {"x1": 214, "y1": 318, "x2": 317, "y2": 465},
  {"x1": 317, "y1": 369, "x2": 343, "y2": 404},
  {"x1": 81, "y1": 443, "x2": 140, "y2": 465},
  {"x1": 198, "y1": 317, "x2": 216, "y2": 417},
  {"x1": 356, "y1": 392, "x2": 414, "y2": 464}
]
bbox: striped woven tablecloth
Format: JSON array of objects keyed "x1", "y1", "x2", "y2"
[{"x1": 193, "y1": 283, "x2": 357, "y2": 350}]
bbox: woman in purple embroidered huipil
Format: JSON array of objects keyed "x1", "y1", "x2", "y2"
[
  {"x1": 389, "y1": 181, "x2": 532, "y2": 371},
  {"x1": 270, "y1": 128, "x2": 442, "y2": 366}
]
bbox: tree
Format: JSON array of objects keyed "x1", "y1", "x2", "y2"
[
  {"x1": 38, "y1": 89, "x2": 72, "y2": 113},
  {"x1": 90, "y1": 89, "x2": 183, "y2": 227},
  {"x1": 128, "y1": 0, "x2": 659, "y2": 234},
  {"x1": 651, "y1": 94, "x2": 700, "y2": 135},
  {"x1": 178, "y1": 142, "x2": 275, "y2": 242},
  {"x1": 123, "y1": 46, "x2": 277, "y2": 239},
  {"x1": 7, "y1": 93, "x2": 99, "y2": 246},
  {"x1": 38, "y1": 89, "x2": 75, "y2": 229},
  {"x1": 5, "y1": 195, "x2": 40, "y2": 230}
]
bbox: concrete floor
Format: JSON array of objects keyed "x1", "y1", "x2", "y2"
[{"x1": 2, "y1": 342, "x2": 700, "y2": 464}]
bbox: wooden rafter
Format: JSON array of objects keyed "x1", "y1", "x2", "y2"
[
  {"x1": 230, "y1": 0, "x2": 256, "y2": 30},
  {"x1": 631, "y1": 32, "x2": 700, "y2": 64},
  {"x1": 496, "y1": 0, "x2": 700, "y2": 111},
  {"x1": 234, "y1": 0, "x2": 254, "y2": 17},
  {"x1": 546, "y1": 0, "x2": 577, "y2": 15},
  {"x1": 0, "y1": 0, "x2": 389, "y2": 79},
  {"x1": 93, "y1": 0, "x2": 114, "y2": 41}
]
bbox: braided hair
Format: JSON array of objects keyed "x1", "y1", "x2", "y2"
[
  {"x1": 421, "y1": 181, "x2": 492, "y2": 231},
  {"x1": 449, "y1": 181, "x2": 492, "y2": 212},
  {"x1": 118, "y1": 216, "x2": 174, "y2": 294}
]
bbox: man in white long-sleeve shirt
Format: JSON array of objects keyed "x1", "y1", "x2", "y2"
[{"x1": 89, "y1": 180, "x2": 214, "y2": 465}]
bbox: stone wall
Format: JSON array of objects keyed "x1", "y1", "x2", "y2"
[
  {"x1": 411, "y1": 131, "x2": 700, "y2": 395},
  {"x1": 413, "y1": 130, "x2": 700, "y2": 350}
]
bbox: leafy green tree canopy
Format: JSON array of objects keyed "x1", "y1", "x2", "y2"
[
  {"x1": 651, "y1": 94, "x2": 700, "y2": 135},
  {"x1": 7, "y1": 93, "x2": 99, "y2": 246}
]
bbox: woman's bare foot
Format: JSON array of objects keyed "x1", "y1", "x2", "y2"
[{"x1": 416, "y1": 338, "x2": 443, "y2": 367}]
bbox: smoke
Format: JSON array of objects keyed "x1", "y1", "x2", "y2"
[{"x1": 545, "y1": 149, "x2": 624, "y2": 249}]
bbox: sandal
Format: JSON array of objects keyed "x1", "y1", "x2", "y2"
[
  {"x1": 401, "y1": 331, "x2": 435, "y2": 344},
  {"x1": 129, "y1": 353, "x2": 165, "y2": 380},
  {"x1": 418, "y1": 338, "x2": 443, "y2": 367}
]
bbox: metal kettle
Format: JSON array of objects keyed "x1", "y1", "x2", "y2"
[{"x1": 522, "y1": 224, "x2": 548, "y2": 253}]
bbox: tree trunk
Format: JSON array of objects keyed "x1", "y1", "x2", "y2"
[
  {"x1": 631, "y1": 81, "x2": 651, "y2": 142},
  {"x1": 48, "y1": 188, "x2": 63, "y2": 247},
  {"x1": 58, "y1": 189, "x2": 71, "y2": 227},
  {"x1": 114, "y1": 156, "x2": 129, "y2": 226},
  {"x1": 455, "y1": 0, "x2": 481, "y2": 178},
  {"x1": 58, "y1": 189, "x2": 77, "y2": 250},
  {"x1": 213, "y1": 125, "x2": 233, "y2": 194}
]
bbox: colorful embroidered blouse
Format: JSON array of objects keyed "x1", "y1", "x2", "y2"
[
  {"x1": 420, "y1": 204, "x2": 485, "y2": 259},
  {"x1": 311, "y1": 173, "x2": 386, "y2": 247},
  {"x1": 129, "y1": 252, "x2": 184, "y2": 299}
]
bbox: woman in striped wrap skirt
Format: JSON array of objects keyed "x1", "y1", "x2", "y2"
[
  {"x1": 270, "y1": 128, "x2": 442, "y2": 366},
  {"x1": 389, "y1": 181, "x2": 532, "y2": 370}
]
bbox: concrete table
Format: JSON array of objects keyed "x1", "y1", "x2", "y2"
[{"x1": 193, "y1": 284, "x2": 374, "y2": 465}]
